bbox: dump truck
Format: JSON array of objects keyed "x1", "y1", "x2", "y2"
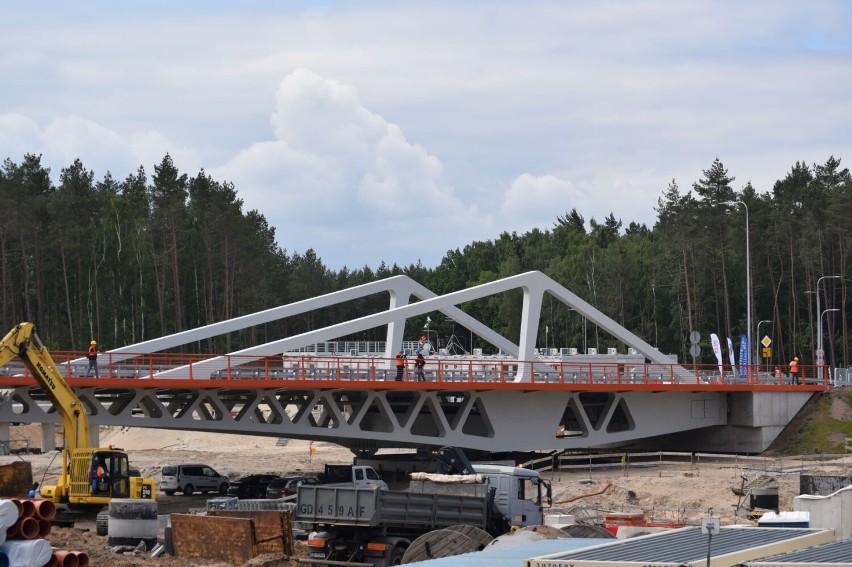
[
  {"x1": 0, "y1": 323, "x2": 156, "y2": 506},
  {"x1": 297, "y1": 452, "x2": 551, "y2": 566}
]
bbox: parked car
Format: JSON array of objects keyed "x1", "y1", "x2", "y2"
[
  {"x1": 160, "y1": 463, "x2": 229, "y2": 496},
  {"x1": 226, "y1": 474, "x2": 281, "y2": 499},
  {"x1": 265, "y1": 476, "x2": 322, "y2": 499}
]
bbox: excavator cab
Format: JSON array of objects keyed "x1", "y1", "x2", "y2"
[
  {"x1": 65, "y1": 448, "x2": 135, "y2": 504},
  {"x1": 88, "y1": 451, "x2": 131, "y2": 498}
]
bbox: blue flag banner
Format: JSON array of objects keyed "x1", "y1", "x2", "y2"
[{"x1": 738, "y1": 334, "x2": 748, "y2": 378}]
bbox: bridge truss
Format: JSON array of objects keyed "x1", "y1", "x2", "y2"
[{"x1": 0, "y1": 271, "x2": 822, "y2": 453}]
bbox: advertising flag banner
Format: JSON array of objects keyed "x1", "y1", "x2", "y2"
[
  {"x1": 738, "y1": 334, "x2": 749, "y2": 379},
  {"x1": 727, "y1": 337, "x2": 737, "y2": 378},
  {"x1": 710, "y1": 333, "x2": 723, "y2": 379}
]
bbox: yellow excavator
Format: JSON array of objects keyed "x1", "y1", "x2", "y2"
[{"x1": 0, "y1": 322, "x2": 156, "y2": 505}]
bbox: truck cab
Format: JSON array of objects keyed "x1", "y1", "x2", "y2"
[
  {"x1": 472, "y1": 463, "x2": 552, "y2": 528},
  {"x1": 322, "y1": 464, "x2": 388, "y2": 490}
]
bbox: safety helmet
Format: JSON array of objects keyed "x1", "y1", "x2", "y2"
[
  {"x1": 794, "y1": 357, "x2": 798, "y2": 361},
  {"x1": 90, "y1": 340, "x2": 97, "y2": 345},
  {"x1": 399, "y1": 349, "x2": 404, "y2": 354}
]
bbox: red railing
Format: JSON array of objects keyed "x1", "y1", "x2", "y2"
[{"x1": 0, "y1": 350, "x2": 832, "y2": 391}]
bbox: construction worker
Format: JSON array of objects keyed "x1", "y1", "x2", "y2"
[
  {"x1": 92, "y1": 459, "x2": 107, "y2": 493},
  {"x1": 85, "y1": 340, "x2": 99, "y2": 378},
  {"x1": 395, "y1": 349, "x2": 406, "y2": 381},
  {"x1": 789, "y1": 356, "x2": 799, "y2": 385},
  {"x1": 414, "y1": 350, "x2": 426, "y2": 381}
]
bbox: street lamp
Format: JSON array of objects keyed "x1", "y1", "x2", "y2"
[
  {"x1": 756, "y1": 320, "x2": 772, "y2": 371},
  {"x1": 722, "y1": 200, "x2": 751, "y2": 369},
  {"x1": 815, "y1": 275, "x2": 841, "y2": 367},
  {"x1": 422, "y1": 317, "x2": 438, "y2": 353},
  {"x1": 820, "y1": 308, "x2": 840, "y2": 378},
  {"x1": 804, "y1": 290, "x2": 817, "y2": 358}
]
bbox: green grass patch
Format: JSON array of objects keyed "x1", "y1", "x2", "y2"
[{"x1": 780, "y1": 392, "x2": 852, "y2": 455}]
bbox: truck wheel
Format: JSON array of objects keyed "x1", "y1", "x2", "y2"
[
  {"x1": 218, "y1": 483, "x2": 228, "y2": 495},
  {"x1": 183, "y1": 484, "x2": 194, "y2": 496},
  {"x1": 389, "y1": 546, "x2": 405, "y2": 565}
]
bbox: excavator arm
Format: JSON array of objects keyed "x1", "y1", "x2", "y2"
[{"x1": 0, "y1": 323, "x2": 91, "y2": 452}]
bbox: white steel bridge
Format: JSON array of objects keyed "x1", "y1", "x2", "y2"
[{"x1": 0, "y1": 271, "x2": 824, "y2": 455}]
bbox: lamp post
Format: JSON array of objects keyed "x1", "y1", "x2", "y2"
[
  {"x1": 804, "y1": 290, "x2": 817, "y2": 359},
  {"x1": 756, "y1": 320, "x2": 772, "y2": 372},
  {"x1": 423, "y1": 317, "x2": 438, "y2": 353},
  {"x1": 820, "y1": 308, "x2": 840, "y2": 381},
  {"x1": 815, "y1": 275, "x2": 841, "y2": 368},
  {"x1": 722, "y1": 200, "x2": 751, "y2": 370}
]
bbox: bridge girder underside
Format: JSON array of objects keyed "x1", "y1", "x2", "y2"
[{"x1": 0, "y1": 385, "x2": 727, "y2": 453}]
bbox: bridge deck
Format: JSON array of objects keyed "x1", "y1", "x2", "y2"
[{"x1": 0, "y1": 352, "x2": 828, "y2": 392}]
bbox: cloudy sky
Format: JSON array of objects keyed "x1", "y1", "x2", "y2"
[{"x1": 2, "y1": 2, "x2": 850, "y2": 270}]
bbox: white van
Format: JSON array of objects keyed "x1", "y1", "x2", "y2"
[{"x1": 160, "y1": 463, "x2": 229, "y2": 496}]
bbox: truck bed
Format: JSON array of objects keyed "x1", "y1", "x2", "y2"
[{"x1": 296, "y1": 485, "x2": 487, "y2": 530}]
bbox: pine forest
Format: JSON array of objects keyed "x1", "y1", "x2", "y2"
[{"x1": 0, "y1": 153, "x2": 848, "y2": 370}]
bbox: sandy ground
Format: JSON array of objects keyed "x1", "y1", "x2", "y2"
[{"x1": 3, "y1": 425, "x2": 851, "y2": 566}]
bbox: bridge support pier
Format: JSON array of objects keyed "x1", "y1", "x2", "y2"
[
  {"x1": 89, "y1": 426, "x2": 99, "y2": 448},
  {"x1": 41, "y1": 424, "x2": 56, "y2": 452},
  {"x1": 631, "y1": 391, "x2": 815, "y2": 454},
  {"x1": 0, "y1": 422, "x2": 8, "y2": 455}
]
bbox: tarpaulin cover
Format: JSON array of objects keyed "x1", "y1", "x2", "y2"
[{"x1": 0, "y1": 539, "x2": 52, "y2": 567}]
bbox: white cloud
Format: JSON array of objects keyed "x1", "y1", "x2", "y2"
[
  {"x1": 213, "y1": 69, "x2": 480, "y2": 268},
  {"x1": 1, "y1": 2, "x2": 851, "y2": 269},
  {"x1": 0, "y1": 113, "x2": 198, "y2": 180},
  {"x1": 501, "y1": 174, "x2": 582, "y2": 228}
]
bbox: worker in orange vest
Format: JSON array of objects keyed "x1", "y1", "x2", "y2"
[
  {"x1": 92, "y1": 460, "x2": 107, "y2": 493},
  {"x1": 789, "y1": 356, "x2": 799, "y2": 385},
  {"x1": 395, "y1": 349, "x2": 406, "y2": 381},
  {"x1": 85, "y1": 340, "x2": 99, "y2": 378}
]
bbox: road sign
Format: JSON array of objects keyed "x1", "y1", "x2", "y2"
[
  {"x1": 762, "y1": 347, "x2": 771, "y2": 358},
  {"x1": 690, "y1": 344, "x2": 701, "y2": 357},
  {"x1": 761, "y1": 336, "x2": 772, "y2": 348},
  {"x1": 701, "y1": 517, "x2": 720, "y2": 535},
  {"x1": 690, "y1": 331, "x2": 700, "y2": 344}
]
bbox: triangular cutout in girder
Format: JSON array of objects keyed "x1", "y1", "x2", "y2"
[
  {"x1": 331, "y1": 390, "x2": 368, "y2": 425},
  {"x1": 410, "y1": 397, "x2": 446, "y2": 438},
  {"x1": 556, "y1": 397, "x2": 588, "y2": 438},
  {"x1": 436, "y1": 391, "x2": 470, "y2": 430},
  {"x1": 386, "y1": 392, "x2": 420, "y2": 429},
  {"x1": 605, "y1": 398, "x2": 635, "y2": 433},
  {"x1": 359, "y1": 398, "x2": 394, "y2": 433},
  {"x1": 460, "y1": 396, "x2": 493, "y2": 438}
]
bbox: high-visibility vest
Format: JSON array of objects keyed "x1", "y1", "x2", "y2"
[{"x1": 395, "y1": 353, "x2": 405, "y2": 367}]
